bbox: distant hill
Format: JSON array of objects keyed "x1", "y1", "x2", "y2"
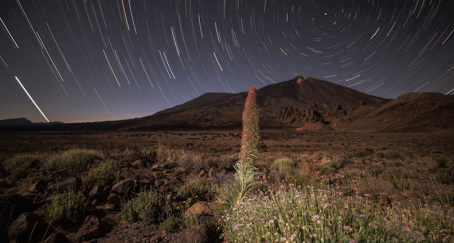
[
  {"x1": 2, "y1": 76, "x2": 452, "y2": 133},
  {"x1": 0, "y1": 118, "x2": 34, "y2": 126},
  {"x1": 0, "y1": 118, "x2": 64, "y2": 126}
]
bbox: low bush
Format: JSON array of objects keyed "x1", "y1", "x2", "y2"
[
  {"x1": 436, "y1": 156, "x2": 447, "y2": 168},
  {"x1": 366, "y1": 165, "x2": 385, "y2": 176},
  {"x1": 45, "y1": 190, "x2": 89, "y2": 223},
  {"x1": 178, "y1": 179, "x2": 215, "y2": 202},
  {"x1": 434, "y1": 174, "x2": 454, "y2": 185},
  {"x1": 47, "y1": 149, "x2": 103, "y2": 175},
  {"x1": 354, "y1": 148, "x2": 374, "y2": 158},
  {"x1": 320, "y1": 161, "x2": 341, "y2": 175},
  {"x1": 2, "y1": 154, "x2": 43, "y2": 180},
  {"x1": 121, "y1": 191, "x2": 166, "y2": 223},
  {"x1": 431, "y1": 192, "x2": 454, "y2": 206},
  {"x1": 161, "y1": 216, "x2": 179, "y2": 232},
  {"x1": 375, "y1": 150, "x2": 403, "y2": 160},
  {"x1": 222, "y1": 185, "x2": 450, "y2": 242},
  {"x1": 284, "y1": 174, "x2": 312, "y2": 187},
  {"x1": 270, "y1": 158, "x2": 295, "y2": 171},
  {"x1": 82, "y1": 165, "x2": 115, "y2": 190},
  {"x1": 218, "y1": 160, "x2": 234, "y2": 171}
]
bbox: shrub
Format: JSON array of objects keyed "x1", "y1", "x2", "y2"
[
  {"x1": 121, "y1": 191, "x2": 166, "y2": 223},
  {"x1": 161, "y1": 216, "x2": 179, "y2": 233},
  {"x1": 45, "y1": 190, "x2": 89, "y2": 223},
  {"x1": 436, "y1": 157, "x2": 446, "y2": 168},
  {"x1": 47, "y1": 149, "x2": 103, "y2": 174},
  {"x1": 218, "y1": 160, "x2": 234, "y2": 171},
  {"x1": 178, "y1": 179, "x2": 215, "y2": 202},
  {"x1": 181, "y1": 216, "x2": 196, "y2": 227},
  {"x1": 366, "y1": 165, "x2": 384, "y2": 176},
  {"x1": 82, "y1": 165, "x2": 115, "y2": 190},
  {"x1": 222, "y1": 185, "x2": 437, "y2": 243},
  {"x1": 354, "y1": 149, "x2": 374, "y2": 158},
  {"x1": 320, "y1": 161, "x2": 341, "y2": 175},
  {"x1": 382, "y1": 168, "x2": 410, "y2": 191},
  {"x1": 285, "y1": 174, "x2": 312, "y2": 187},
  {"x1": 2, "y1": 154, "x2": 42, "y2": 180},
  {"x1": 431, "y1": 192, "x2": 454, "y2": 206},
  {"x1": 434, "y1": 174, "x2": 454, "y2": 185},
  {"x1": 376, "y1": 150, "x2": 403, "y2": 160},
  {"x1": 270, "y1": 158, "x2": 295, "y2": 171}
]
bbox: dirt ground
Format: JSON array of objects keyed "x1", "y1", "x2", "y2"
[{"x1": 1, "y1": 129, "x2": 453, "y2": 159}]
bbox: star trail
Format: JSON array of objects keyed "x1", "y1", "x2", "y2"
[{"x1": 1, "y1": 0, "x2": 454, "y2": 123}]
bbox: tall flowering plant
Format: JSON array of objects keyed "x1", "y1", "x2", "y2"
[
  {"x1": 216, "y1": 86, "x2": 259, "y2": 209},
  {"x1": 239, "y1": 86, "x2": 260, "y2": 165}
]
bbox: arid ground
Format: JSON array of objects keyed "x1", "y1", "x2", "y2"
[{"x1": 1, "y1": 129, "x2": 453, "y2": 242}]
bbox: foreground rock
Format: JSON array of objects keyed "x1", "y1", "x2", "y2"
[
  {"x1": 177, "y1": 224, "x2": 211, "y2": 243},
  {"x1": 8, "y1": 212, "x2": 50, "y2": 242},
  {"x1": 47, "y1": 177, "x2": 82, "y2": 193}
]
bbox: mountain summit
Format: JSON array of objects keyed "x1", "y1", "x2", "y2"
[{"x1": 122, "y1": 76, "x2": 391, "y2": 130}]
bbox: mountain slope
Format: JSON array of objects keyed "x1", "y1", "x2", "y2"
[{"x1": 121, "y1": 76, "x2": 391, "y2": 130}]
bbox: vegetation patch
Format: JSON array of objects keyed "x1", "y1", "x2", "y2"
[
  {"x1": 222, "y1": 185, "x2": 449, "y2": 242},
  {"x1": 45, "y1": 190, "x2": 89, "y2": 223},
  {"x1": 178, "y1": 179, "x2": 215, "y2": 202},
  {"x1": 160, "y1": 216, "x2": 179, "y2": 233},
  {"x1": 375, "y1": 150, "x2": 403, "y2": 160},
  {"x1": 270, "y1": 158, "x2": 295, "y2": 171},
  {"x1": 320, "y1": 161, "x2": 341, "y2": 175},
  {"x1": 2, "y1": 154, "x2": 43, "y2": 180},
  {"x1": 47, "y1": 149, "x2": 103, "y2": 175},
  {"x1": 121, "y1": 191, "x2": 166, "y2": 223},
  {"x1": 434, "y1": 173, "x2": 454, "y2": 185}
]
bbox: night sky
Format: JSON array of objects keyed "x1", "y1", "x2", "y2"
[{"x1": 1, "y1": 0, "x2": 454, "y2": 123}]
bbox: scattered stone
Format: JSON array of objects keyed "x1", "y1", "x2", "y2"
[
  {"x1": 107, "y1": 193, "x2": 121, "y2": 207},
  {"x1": 177, "y1": 224, "x2": 211, "y2": 243},
  {"x1": 47, "y1": 177, "x2": 82, "y2": 193},
  {"x1": 75, "y1": 215, "x2": 103, "y2": 243},
  {"x1": 111, "y1": 180, "x2": 134, "y2": 195},
  {"x1": 43, "y1": 232, "x2": 72, "y2": 243},
  {"x1": 8, "y1": 212, "x2": 49, "y2": 241},
  {"x1": 28, "y1": 179, "x2": 47, "y2": 193},
  {"x1": 89, "y1": 185, "x2": 105, "y2": 200},
  {"x1": 184, "y1": 201, "x2": 213, "y2": 218}
]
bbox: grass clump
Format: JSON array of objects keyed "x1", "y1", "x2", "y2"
[
  {"x1": 285, "y1": 174, "x2": 312, "y2": 187},
  {"x1": 45, "y1": 190, "x2": 89, "y2": 223},
  {"x1": 270, "y1": 158, "x2": 295, "y2": 171},
  {"x1": 366, "y1": 165, "x2": 385, "y2": 176},
  {"x1": 161, "y1": 216, "x2": 179, "y2": 233},
  {"x1": 82, "y1": 165, "x2": 115, "y2": 190},
  {"x1": 434, "y1": 174, "x2": 454, "y2": 185},
  {"x1": 47, "y1": 149, "x2": 103, "y2": 175},
  {"x1": 222, "y1": 185, "x2": 443, "y2": 243},
  {"x1": 375, "y1": 150, "x2": 403, "y2": 160},
  {"x1": 121, "y1": 191, "x2": 166, "y2": 223},
  {"x1": 320, "y1": 161, "x2": 341, "y2": 175},
  {"x1": 178, "y1": 179, "x2": 215, "y2": 202},
  {"x1": 435, "y1": 156, "x2": 447, "y2": 168},
  {"x1": 382, "y1": 168, "x2": 410, "y2": 191},
  {"x1": 2, "y1": 154, "x2": 43, "y2": 180},
  {"x1": 431, "y1": 192, "x2": 454, "y2": 206},
  {"x1": 353, "y1": 148, "x2": 374, "y2": 158}
]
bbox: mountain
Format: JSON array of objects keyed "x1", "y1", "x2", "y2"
[
  {"x1": 342, "y1": 92, "x2": 454, "y2": 132},
  {"x1": 2, "y1": 76, "x2": 452, "y2": 132},
  {"x1": 119, "y1": 76, "x2": 391, "y2": 131},
  {"x1": 0, "y1": 118, "x2": 64, "y2": 127},
  {"x1": 0, "y1": 118, "x2": 34, "y2": 126}
]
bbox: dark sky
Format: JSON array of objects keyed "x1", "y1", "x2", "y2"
[{"x1": 1, "y1": 0, "x2": 454, "y2": 123}]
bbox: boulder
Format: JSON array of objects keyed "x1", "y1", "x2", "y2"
[
  {"x1": 165, "y1": 178, "x2": 184, "y2": 193},
  {"x1": 75, "y1": 215, "x2": 102, "y2": 243},
  {"x1": 47, "y1": 177, "x2": 82, "y2": 193},
  {"x1": 89, "y1": 185, "x2": 104, "y2": 200},
  {"x1": 177, "y1": 224, "x2": 211, "y2": 243},
  {"x1": 43, "y1": 232, "x2": 72, "y2": 243},
  {"x1": 101, "y1": 186, "x2": 112, "y2": 202},
  {"x1": 184, "y1": 201, "x2": 213, "y2": 218},
  {"x1": 111, "y1": 180, "x2": 133, "y2": 195},
  {"x1": 8, "y1": 212, "x2": 49, "y2": 241},
  {"x1": 107, "y1": 194, "x2": 121, "y2": 207},
  {"x1": 28, "y1": 180, "x2": 47, "y2": 193}
]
